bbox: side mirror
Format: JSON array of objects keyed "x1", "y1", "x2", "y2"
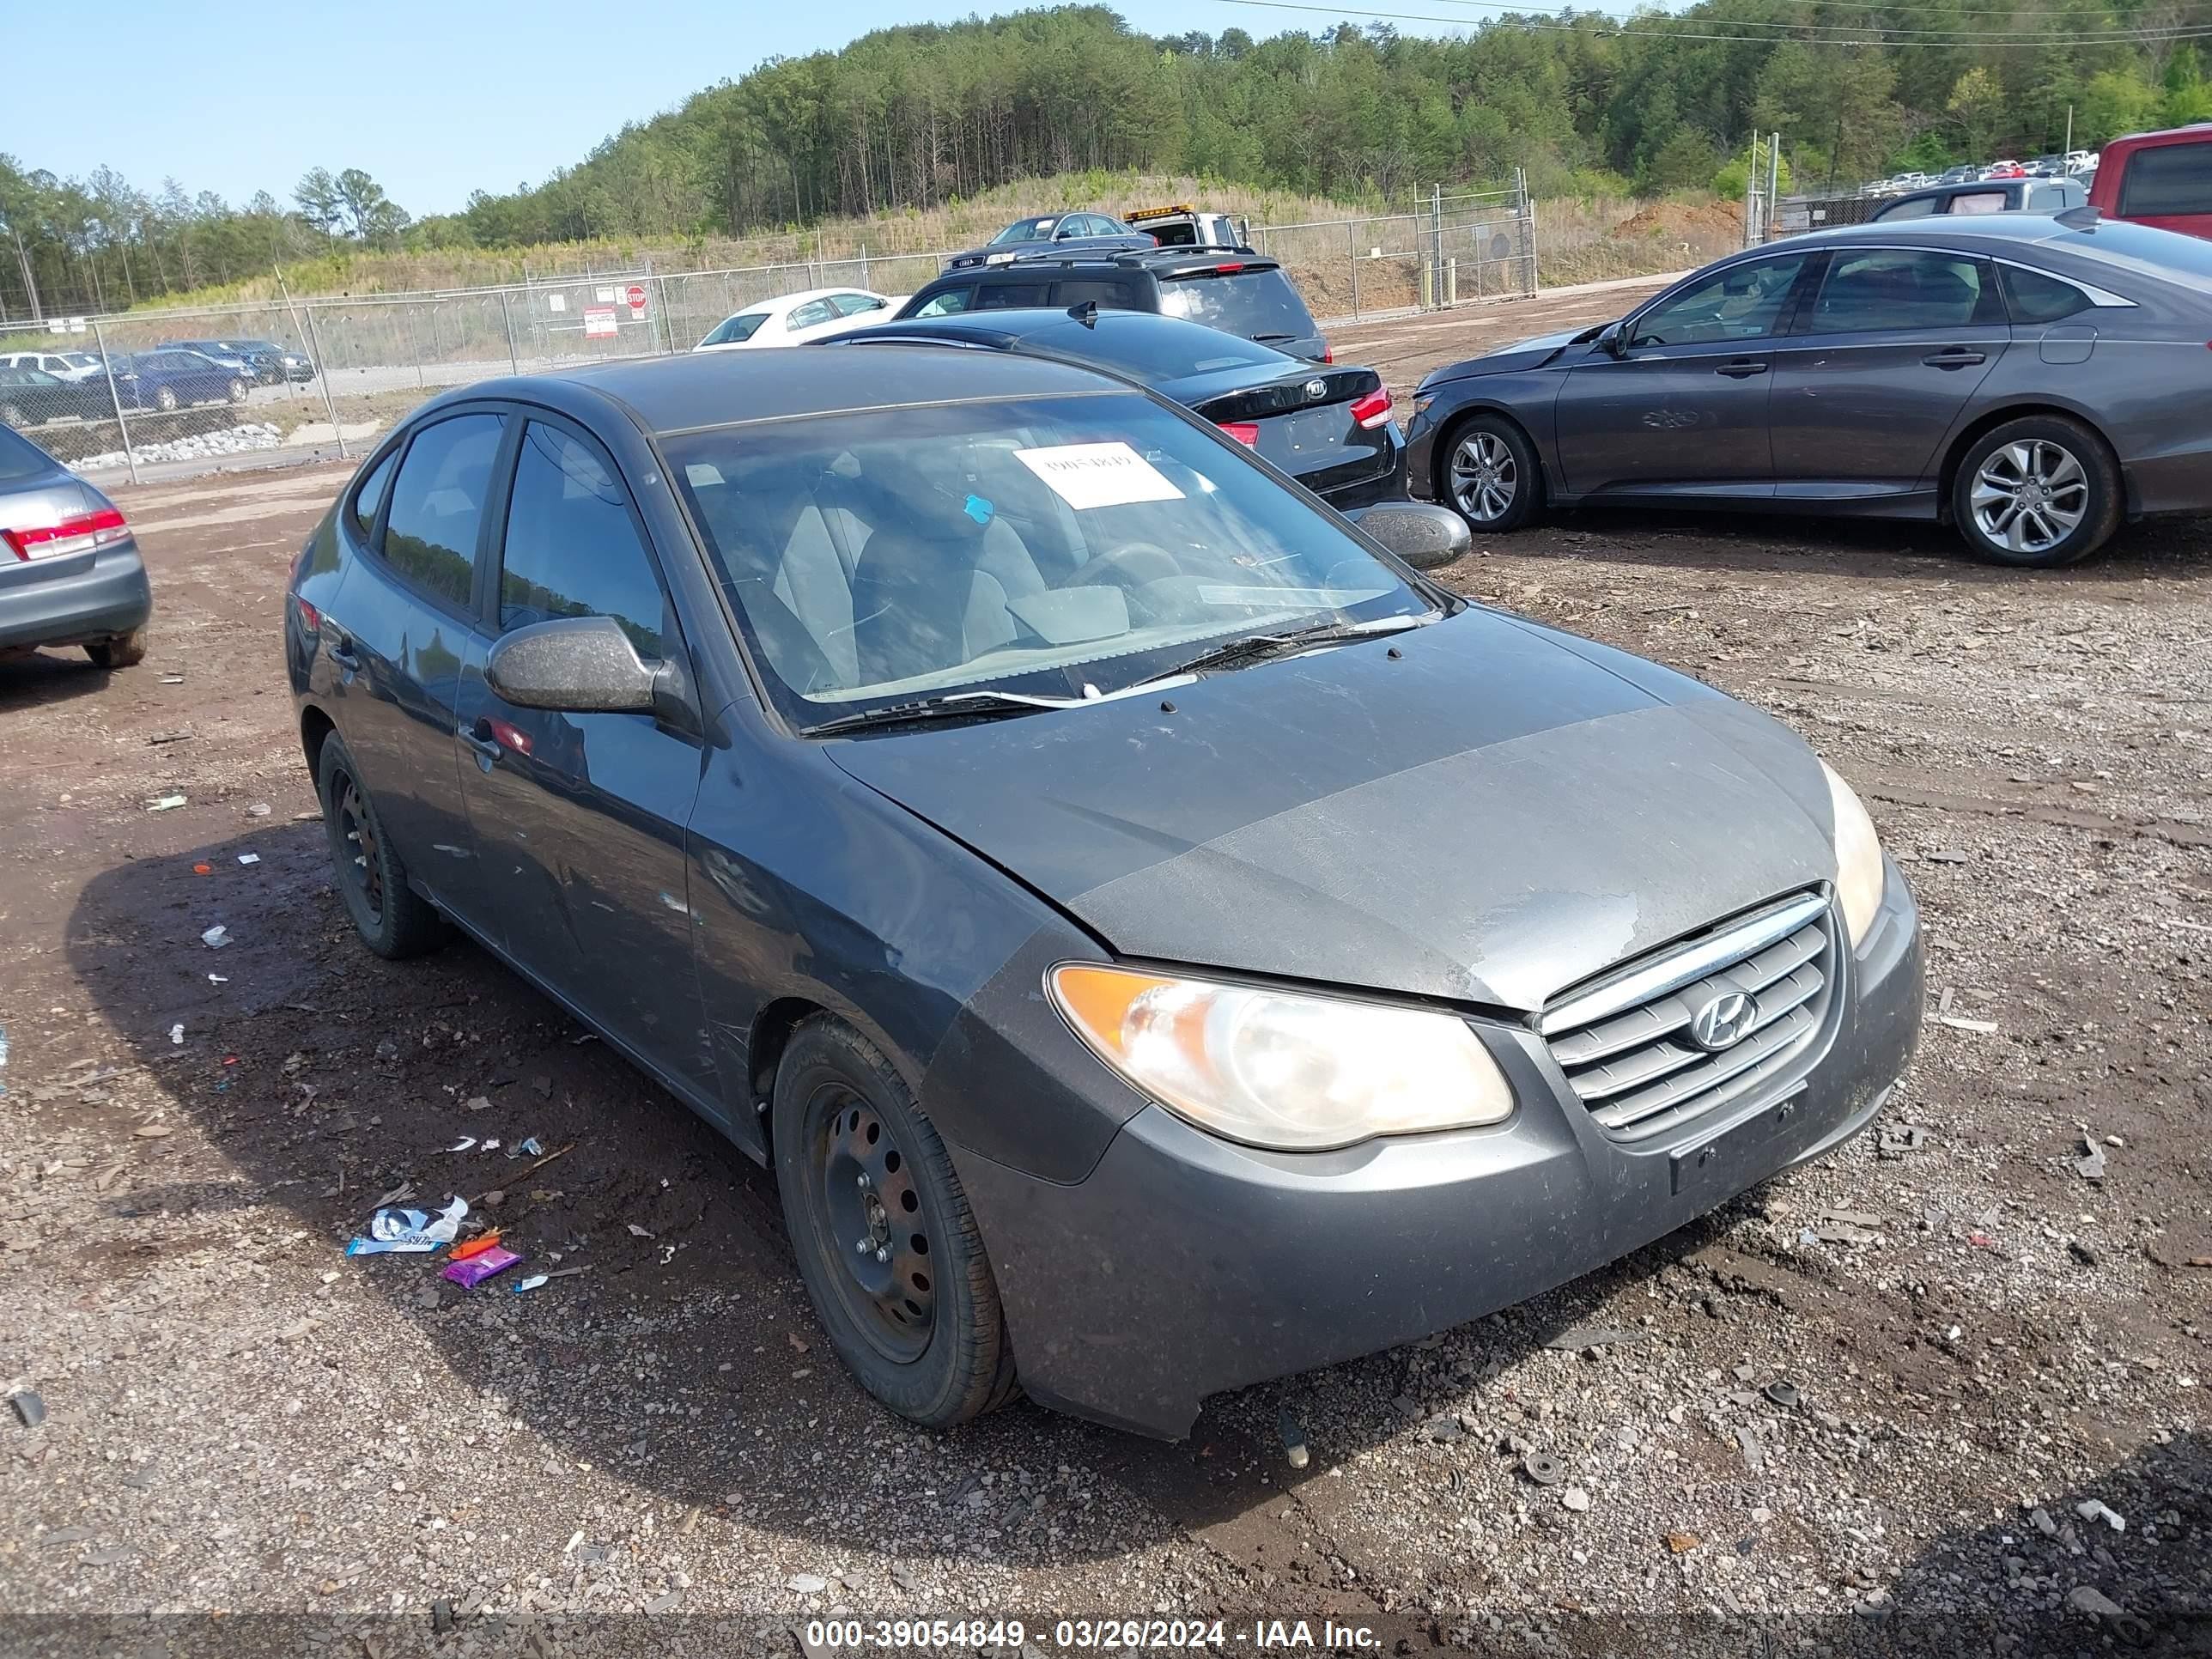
[
  {"x1": 1343, "y1": 501, "x2": 1471, "y2": 571},
  {"x1": 485, "y1": 616, "x2": 659, "y2": 714},
  {"x1": 1596, "y1": 320, "x2": 1628, "y2": 359}
]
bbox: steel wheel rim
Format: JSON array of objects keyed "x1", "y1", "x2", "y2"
[
  {"x1": 333, "y1": 773, "x2": 384, "y2": 924},
  {"x1": 812, "y1": 1086, "x2": 934, "y2": 1364},
  {"x1": 1449, "y1": 431, "x2": 1517, "y2": 523},
  {"x1": 1971, "y1": 440, "x2": 2087, "y2": 555},
  {"x1": 155, "y1": 388, "x2": 177, "y2": 411}
]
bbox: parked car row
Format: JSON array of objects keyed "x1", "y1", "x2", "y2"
[
  {"x1": 0, "y1": 348, "x2": 258, "y2": 428},
  {"x1": 1867, "y1": 150, "x2": 2098, "y2": 197}
]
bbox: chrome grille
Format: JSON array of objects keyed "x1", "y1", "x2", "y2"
[{"x1": 1539, "y1": 891, "x2": 1838, "y2": 1140}]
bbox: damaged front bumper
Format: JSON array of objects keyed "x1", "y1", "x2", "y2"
[{"x1": 950, "y1": 866, "x2": 1923, "y2": 1438}]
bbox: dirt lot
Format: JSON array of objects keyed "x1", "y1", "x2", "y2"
[{"x1": 2, "y1": 290, "x2": 2208, "y2": 1658}]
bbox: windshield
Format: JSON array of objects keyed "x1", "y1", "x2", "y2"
[
  {"x1": 666, "y1": 391, "x2": 1432, "y2": 729},
  {"x1": 701, "y1": 312, "x2": 770, "y2": 346},
  {"x1": 1158, "y1": 268, "x2": 1317, "y2": 342},
  {"x1": 990, "y1": 216, "x2": 1057, "y2": 245}
]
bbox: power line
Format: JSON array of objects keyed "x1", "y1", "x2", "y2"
[
  {"x1": 1413, "y1": 0, "x2": 2204, "y2": 21},
  {"x1": 1212, "y1": 0, "x2": 2212, "y2": 41}
]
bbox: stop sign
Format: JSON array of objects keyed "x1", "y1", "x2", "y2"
[{"x1": 624, "y1": 283, "x2": 647, "y2": 315}]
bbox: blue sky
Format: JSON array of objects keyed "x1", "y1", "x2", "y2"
[{"x1": 8, "y1": 0, "x2": 1504, "y2": 216}]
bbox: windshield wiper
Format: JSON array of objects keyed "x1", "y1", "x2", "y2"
[
  {"x1": 800, "y1": 690, "x2": 1079, "y2": 738},
  {"x1": 1153, "y1": 613, "x2": 1433, "y2": 682},
  {"x1": 1252, "y1": 331, "x2": 1300, "y2": 343}
]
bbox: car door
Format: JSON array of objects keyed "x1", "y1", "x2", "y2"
[
  {"x1": 1553, "y1": 250, "x2": 1814, "y2": 498},
  {"x1": 319, "y1": 409, "x2": 509, "y2": 945},
  {"x1": 455, "y1": 415, "x2": 719, "y2": 1104},
  {"x1": 1766, "y1": 246, "x2": 2008, "y2": 498}
]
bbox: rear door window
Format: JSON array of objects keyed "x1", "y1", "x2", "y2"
[
  {"x1": 497, "y1": 422, "x2": 668, "y2": 659},
  {"x1": 379, "y1": 412, "x2": 507, "y2": 611},
  {"x1": 1051, "y1": 277, "x2": 1139, "y2": 307},
  {"x1": 2118, "y1": 141, "x2": 2212, "y2": 216},
  {"x1": 1802, "y1": 249, "x2": 2001, "y2": 333},
  {"x1": 787, "y1": 299, "x2": 836, "y2": 331},
  {"x1": 975, "y1": 282, "x2": 1050, "y2": 310},
  {"x1": 0, "y1": 424, "x2": 54, "y2": 481},
  {"x1": 1946, "y1": 190, "x2": 2011, "y2": 216},
  {"x1": 1158, "y1": 267, "x2": 1318, "y2": 343}
]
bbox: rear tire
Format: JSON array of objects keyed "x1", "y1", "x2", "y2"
[
  {"x1": 1439, "y1": 412, "x2": 1542, "y2": 534},
  {"x1": 314, "y1": 733, "x2": 447, "y2": 959},
  {"x1": 153, "y1": 386, "x2": 179, "y2": 413},
  {"x1": 0, "y1": 402, "x2": 24, "y2": 429},
  {"x1": 1950, "y1": 415, "x2": 2120, "y2": 568},
  {"x1": 85, "y1": 627, "x2": 148, "y2": 669},
  {"x1": 772, "y1": 1017, "x2": 1018, "y2": 1429},
  {"x1": 226, "y1": 379, "x2": 250, "y2": 404}
]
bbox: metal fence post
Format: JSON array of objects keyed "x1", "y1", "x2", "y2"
[
  {"x1": 88, "y1": 319, "x2": 139, "y2": 485},
  {"x1": 499, "y1": 288, "x2": 520, "y2": 374},
  {"x1": 1348, "y1": 220, "x2": 1359, "y2": 319},
  {"x1": 301, "y1": 305, "x2": 348, "y2": 460},
  {"x1": 1431, "y1": 185, "x2": 1443, "y2": 307},
  {"x1": 860, "y1": 242, "x2": 871, "y2": 290},
  {"x1": 1768, "y1": 131, "x2": 1782, "y2": 243}
]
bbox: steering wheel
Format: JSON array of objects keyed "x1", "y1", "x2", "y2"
[{"x1": 1062, "y1": 540, "x2": 1182, "y2": 590}]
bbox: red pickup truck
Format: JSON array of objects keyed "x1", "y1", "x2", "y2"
[{"x1": 2087, "y1": 123, "x2": 2212, "y2": 239}]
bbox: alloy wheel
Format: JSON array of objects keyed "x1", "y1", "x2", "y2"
[
  {"x1": 1971, "y1": 440, "x2": 2087, "y2": 556},
  {"x1": 812, "y1": 1087, "x2": 935, "y2": 1364},
  {"x1": 1449, "y1": 430, "x2": 1518, "y2": 524},
  {"x1": 333, "y1": 772, "x2": 384, "y2": 925}
]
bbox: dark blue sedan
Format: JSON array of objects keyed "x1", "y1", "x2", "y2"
[
  {"x1": 113, "y1": 349, "x2": 252, "y2": 414},
  {"x1": 287, "y1": 347, "x2": 1921, "y2": 1438}
]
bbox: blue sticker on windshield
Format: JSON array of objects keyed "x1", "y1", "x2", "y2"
[{"x1": 964, "y1": 494, "x2": 994, "y2": 526}]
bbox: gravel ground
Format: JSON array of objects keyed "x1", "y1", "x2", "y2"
[{"x1": 1, "y1": 296, "x2": 2207, "y2": 1658}]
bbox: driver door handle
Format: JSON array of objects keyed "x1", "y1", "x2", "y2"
[
  {"x1": 1715, "y1": 359, "x2": 1768, "y2": 379},
  {"x1": 462, "y1": 720, "x2": 503, "y2": 764},
  {"x1": 1923, "y1": 347, "x2": 1986, "y2": 368}
]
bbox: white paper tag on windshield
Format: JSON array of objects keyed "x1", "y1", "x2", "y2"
[{"x1": 1012, "y1": 442, "x2": 1184, "y2": 510}]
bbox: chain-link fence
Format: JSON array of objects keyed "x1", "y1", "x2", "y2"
[{"x1": 0, "y1": 181, "x2": 1538, "y2": 486}]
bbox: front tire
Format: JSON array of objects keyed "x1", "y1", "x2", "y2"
[
  {"x1": 1440, "y1": 412, "x2": 1541, "y2": 533},
  {"x1": 315, "y1": 733, "x2": 447, "y2": 959},
  {"x1": 153, "y1": 386, "x2": 179, "y2": 413},
  {"x1": 773, "y1": 1017, "x2": 1018, "y2": 1429},
  {"x1": 85, "y1": 626, "x2": 148, "y2": 669},
  {"x1": 0, "y1": 402, "x2": 24, "y2": 429},
  {"x1": 226, "y1": 379, "x2": 250, "y2": 404},
  {"x1": 1951, "y1": 415, "x2": 2120, "y2": 568}
]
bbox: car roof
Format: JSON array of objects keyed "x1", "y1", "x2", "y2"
[
  {"x1": 540, "y1": 341, "x2": 1121, "y2": 433},
  {"x1": 2102, "y1": 121, "x2": 2212, "y2": 155},
  {"x1": 733, "y1": 286, "x2": 878, "y2": 317},
  {"x1": 1797, "y1": 214, "x2": 2088, "y2": 250}
]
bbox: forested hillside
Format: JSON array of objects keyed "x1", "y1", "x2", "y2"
[{"x1": 6, "y1": 1, "x2": 2211, "y2": 316}]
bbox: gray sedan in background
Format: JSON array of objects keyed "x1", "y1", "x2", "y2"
[{"x1": 1406, "y1": 214, "x2": 2212, "y2": 566}]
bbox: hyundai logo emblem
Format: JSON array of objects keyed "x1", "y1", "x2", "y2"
[
  {"x1": 1688, "y1": 990, "x2": 1758, "y2": 1052},
  {"x1": 1304, "y1": 378, "x2": 1328, "y2": 400}
]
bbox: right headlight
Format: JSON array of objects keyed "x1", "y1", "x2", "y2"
[
  {"x1": 1048, "y1": 963, "x2": 1514, "y2": 1152},
  {"x1": 1820, "y1": 759, "x2": 1886, "y2": 947}
]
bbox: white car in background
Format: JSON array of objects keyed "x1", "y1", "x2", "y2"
[
  {"x1": 0, "y1": 349, "x2": 109, "y2": 384},
  {"x1": 693, "y1": 288, "x2": 901, "y2": 351}
]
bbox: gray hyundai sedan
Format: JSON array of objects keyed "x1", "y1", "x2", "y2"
[
  {"x1": 1406, "y1": 213, "x2": 2212, "y2": 567},
  {"x1": 289, "y1": 346, "x2": 1922, "y2": 1438}
]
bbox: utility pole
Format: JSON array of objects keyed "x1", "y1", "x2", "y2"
[{"x1": 2065, "y1": 104, "x2": 2074, "y2": 157}]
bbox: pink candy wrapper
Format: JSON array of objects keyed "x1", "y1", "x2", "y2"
[{"x1": 441, "y1": 1245, "x2": 520, "y2": 1288}]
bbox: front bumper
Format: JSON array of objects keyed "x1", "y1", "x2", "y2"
[
  {"x1": 0, "y1": 541, "x2": 152, "y2": 653},
  {"x1": 953, "y1": 866, "x2": 1923, "y2": 1438}
]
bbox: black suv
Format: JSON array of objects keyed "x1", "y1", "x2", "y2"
[{"x1": 897, "y1": 249, "x2": 1331, "y2": 362}]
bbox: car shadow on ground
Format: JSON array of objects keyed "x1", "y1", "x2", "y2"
[
  {"x1": 1471, "y1": 505, "x2": 2212, "y2": 588},
  {"x1": 60, "y1": 817, "x2": 1805, "y2": 1586},
  {"x1": 0, "y1": 649, "x2": 124, "y2": 709}
]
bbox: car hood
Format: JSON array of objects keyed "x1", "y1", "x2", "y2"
[
  {"x1": 828, "y1": 608, "x2": 1844, "y2": 1011},
  {"x1": 1422, "y1": 327, "x2": 1591, "y2": 387}
]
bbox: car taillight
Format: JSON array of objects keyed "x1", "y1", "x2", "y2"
[
  {"x1": 1219, "y1": 422, "x2": 1261, "y2": 447},
  {"x1": 294, "y1": 595, "x2": 321, "y2": 635},
  {"x1": 1212, "y1": 262, "x2": 1245, "y2": 275},
  {"x1": 1350, "y1": 388, "x2": 1393, "y2": 428},
  {"x1": 1320, "y1": 344, "x2": 1334, "y2": 363},
  {"x1": 1, "y1": 505, "x2": 129, "y2": 562}
]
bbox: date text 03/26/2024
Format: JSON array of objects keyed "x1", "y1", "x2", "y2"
[{"x1": 802, "y1": 1619, "x2": 1382, "y2": 1650}]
